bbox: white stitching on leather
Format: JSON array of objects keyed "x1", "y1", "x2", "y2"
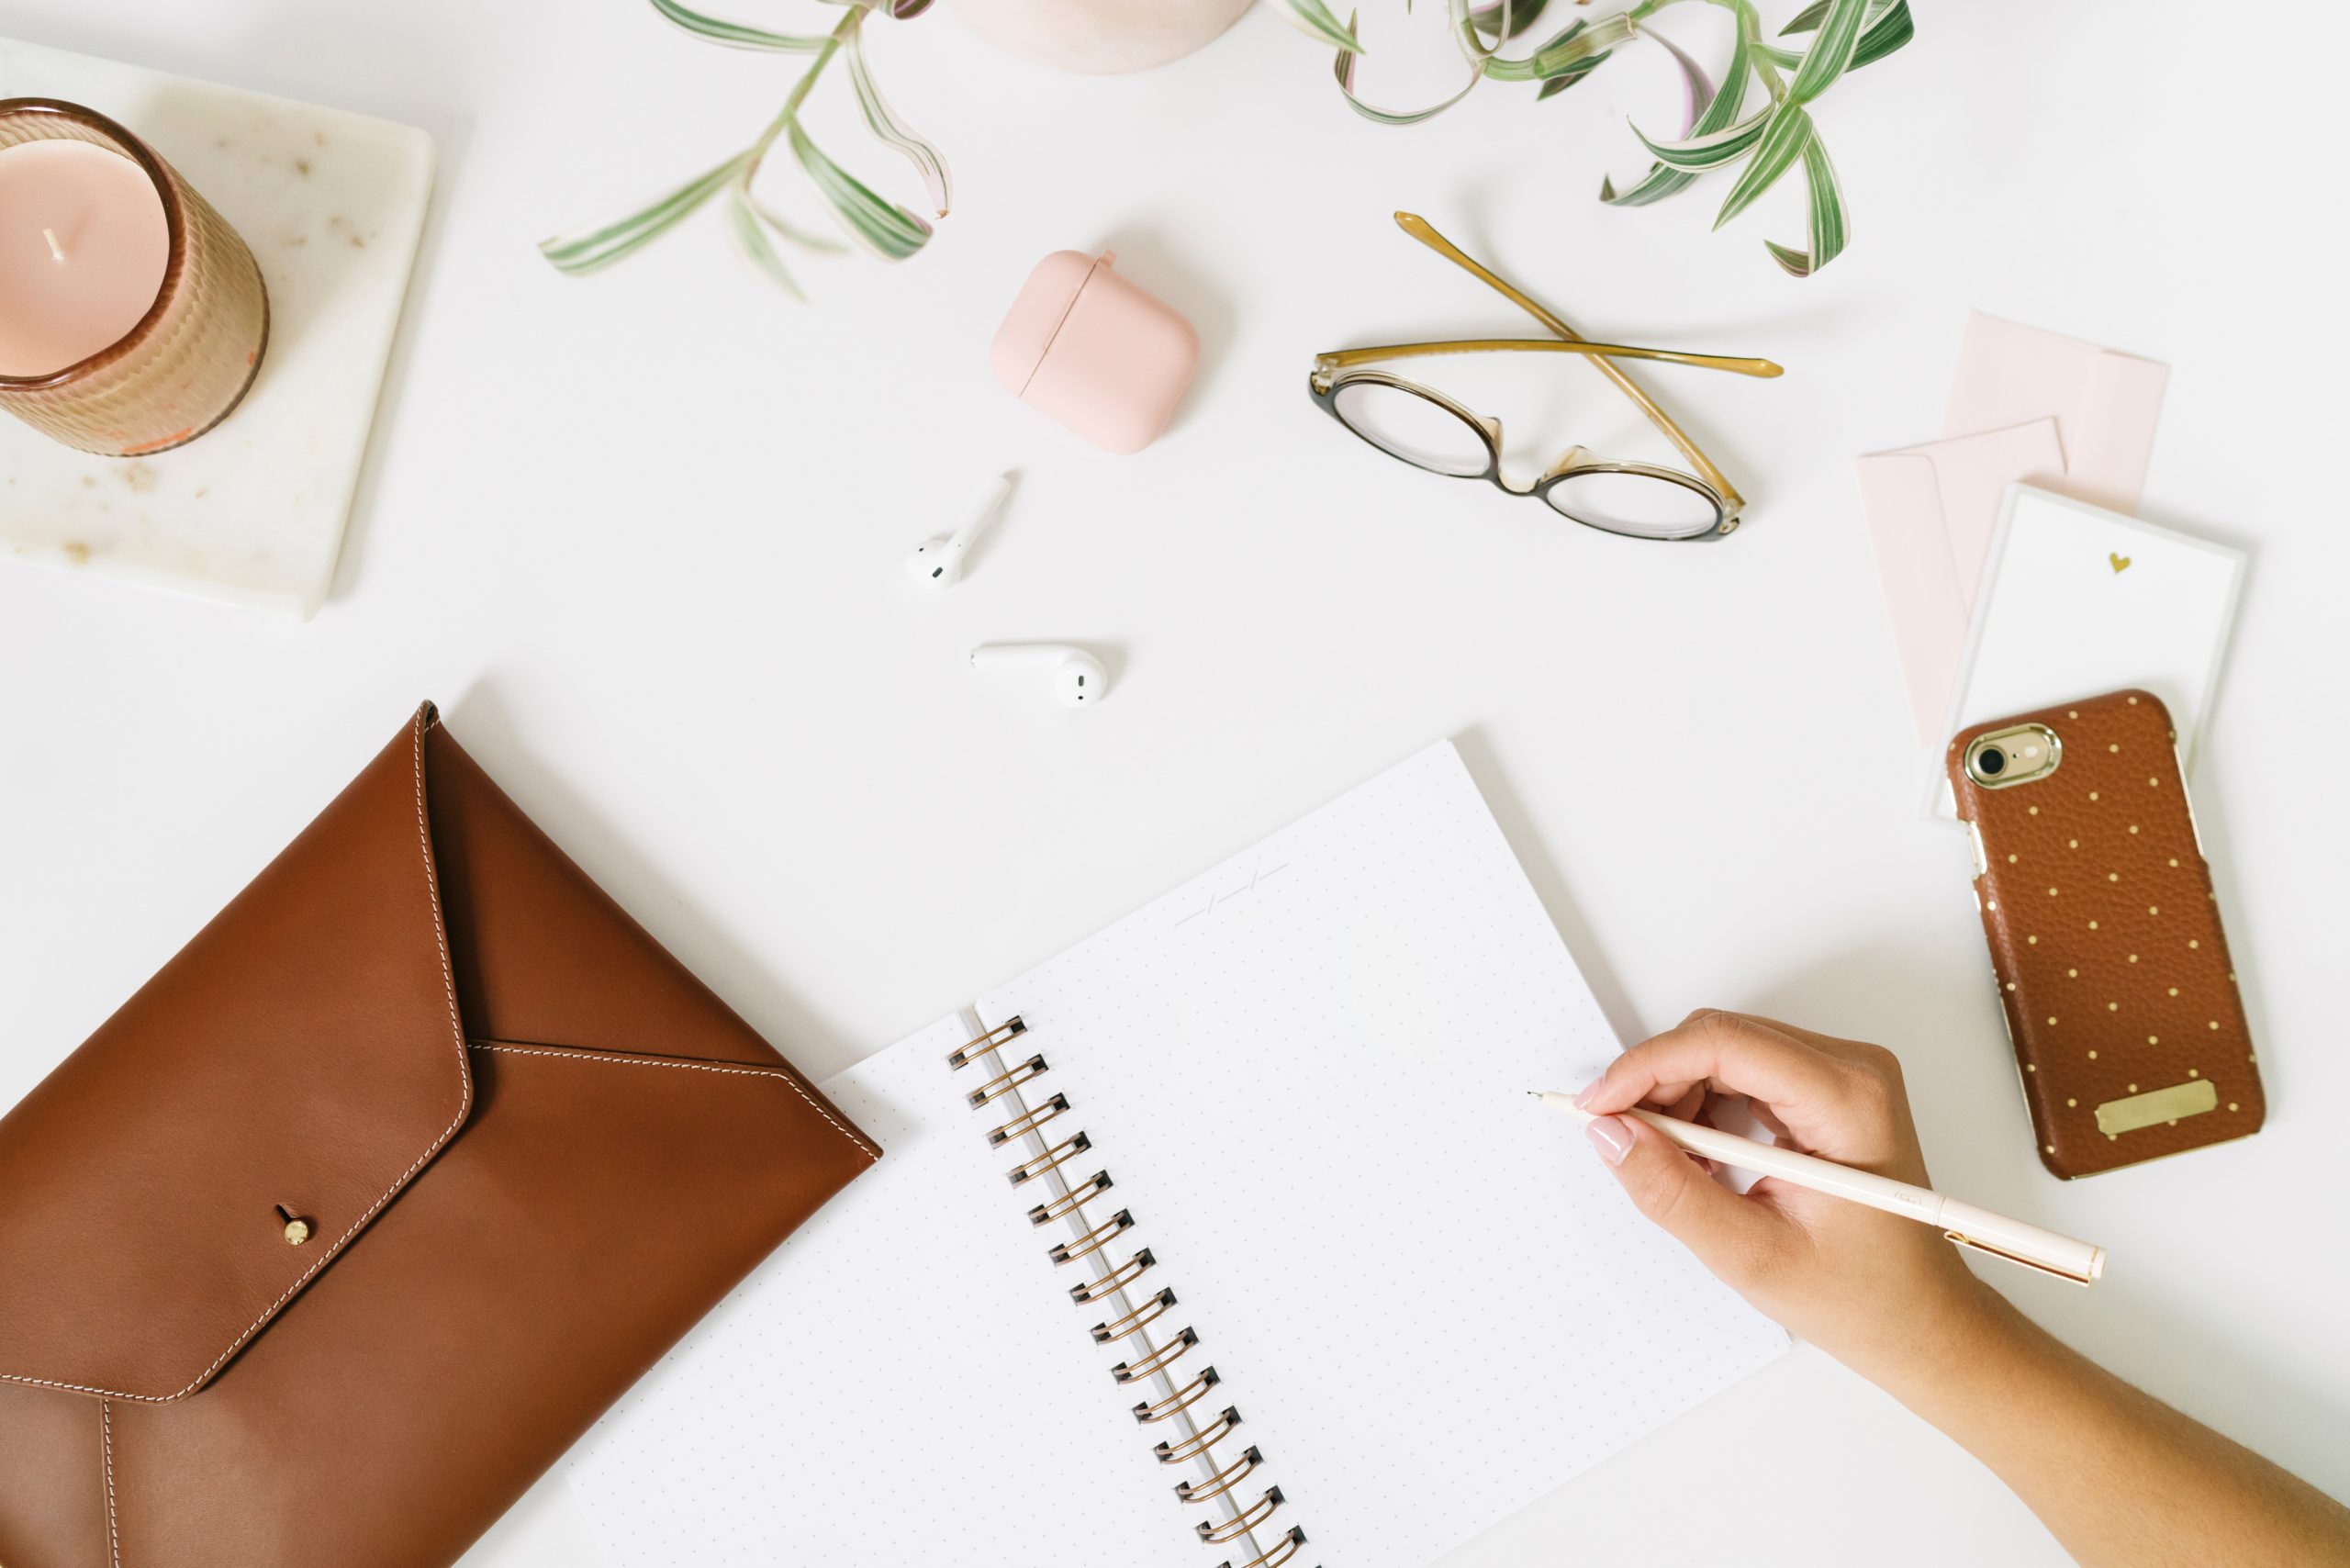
[
  {"x1": 101, "y1": 1398, "x2": 121, "y2": 1568},
  {"x1": 466, "y1": 1041, "x2": 879, "y2": 1162},
  {"x1": 0, "y1": 709, "x2": 475, "y2": 1407}
]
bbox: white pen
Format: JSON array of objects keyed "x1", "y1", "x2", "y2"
[{"x1": 1533, "y1": 1091, "x2": 2106, "y2": 1286}]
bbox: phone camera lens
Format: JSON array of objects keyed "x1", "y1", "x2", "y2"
[{"x1": 1977, "y1": 746, "x2": 2008, "y2": 777}]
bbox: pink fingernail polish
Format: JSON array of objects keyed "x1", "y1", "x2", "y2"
[
  {"x1": 1572, "y1": 1079, "x2": 1601, "y2": 1109},
  {"x1": 1584, "y1": 1116, "x2": 1634, "y2": 1166}
]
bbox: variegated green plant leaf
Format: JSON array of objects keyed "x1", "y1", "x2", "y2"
[
  {"x1": 1485, "y1": 10, "x2": 1632, "y2": 80},
  {"x1": 788, "y1": 120, "x2": 932, "y2": 259},
  {"x1": 845, "y1": 20, "x2": 950, "y2": 215},
  {"x1": 1595, "y1": 21, "x2": 1718, "y2": 198},
  {"x1": 743, "y1": 184, "x2": 850, "y2": 254},
  {"x1": 538, "y1": 150, "x2": 752, "y2": 274},
  {"x1": 1760, "y1": 3, "x2": 1910, "y2": 78},
  {"x1": 1534, "y1": 52, "x2": 1609, "y2": 97},
  {"x1": 1848, "y1": 1, "x2": 1914, "y2": 68},
  {"x1": 1335, "y1": 3, "x2": 1487, "y2": 124},
  {"x1": 1711, "y1": 102, "x2": 1813, "y2": 229},
  {"x1": 1270, "y1": 0, "x2": 1364, "y2": 52},
  {"x1": 1605, "y1": 16, "x2": 1750, "y2": 203},
  {"x1": 1785, "y1": 0, "x2": 1867, "y2": 103},
  {"x1": 726, "y1": 182, "x2": 806, "y2": 297},
  {"x1": 1470, "y1": 0, "x2": 1546, "y2": 42},
  {"x1": 1763, "y1": 129, "x2": 1846, "y2": 275},
  {"x1": 1780, "y1": 0, "x2": 1832, "y2": 33},
  {"x1": 1631, "y1": 103, "x2": 1770, "y2": 172},
  {"x1": 648, "y1": 0, "x2": 829, "y2": 52}
]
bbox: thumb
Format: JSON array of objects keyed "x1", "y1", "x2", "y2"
[{"x1": 1585, "y1": 1114, "x2": 1782, "y2": 1284}]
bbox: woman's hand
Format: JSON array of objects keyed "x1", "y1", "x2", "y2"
[{"x1": 1576, "y1": 1008, "x2": 1998, "y2": 1382}]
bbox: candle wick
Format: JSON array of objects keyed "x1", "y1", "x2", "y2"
[{"x1": 41, "y1": 228, "x2": 65, "y2": 263}]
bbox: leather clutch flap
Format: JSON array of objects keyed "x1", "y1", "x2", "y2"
[{"x1": 0, "y1": 703, "x2": 879, "y2": 1568}]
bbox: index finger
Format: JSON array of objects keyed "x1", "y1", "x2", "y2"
[{"x1": 1579, "y1": 1011, "x2": 1882, "y2": 1160}]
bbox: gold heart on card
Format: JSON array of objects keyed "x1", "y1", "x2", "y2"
[{"x1": 2109, "y1": 553, "x2": 2132, "y2": 573}]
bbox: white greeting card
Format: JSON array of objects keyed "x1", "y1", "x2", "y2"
[{"x1": 1927, "y1": 485, "x2": 2244, "y2": 821}]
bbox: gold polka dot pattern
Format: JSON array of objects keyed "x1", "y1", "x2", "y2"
[{"x1": 1949, "y1": 689, "x2": 2264, "y2": 1179}]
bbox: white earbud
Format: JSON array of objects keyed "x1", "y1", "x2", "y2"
[
  {"x1": 907, "y1": 472, "x2": 1012, "y2": 590},
  {"x1": 969, "y1": 644, "x2": 1109, "y2": 708}
]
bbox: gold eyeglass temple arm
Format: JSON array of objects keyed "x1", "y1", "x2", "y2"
[
  {"x1": 1315, "y1": 340, "x2": 1782, "y2": 379},
  {"x1": 1391, "y1": 210, "x2": 1751, "y2": 515}
]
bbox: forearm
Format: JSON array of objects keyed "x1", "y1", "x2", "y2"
[{"x1": 1864, "y1": 1287, "x2": 2350, "y2": 1568}]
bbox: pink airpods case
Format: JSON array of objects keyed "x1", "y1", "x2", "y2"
[{"x1": 990, "y1": 250, "x2": 1199, "y2": 454}]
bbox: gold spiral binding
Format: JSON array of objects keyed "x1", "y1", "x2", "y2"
[
  {"x1": 1069, "y1": 1249, "x2": 1155, "y2": 1304},
  {"x1": 1132, "y1": 1366, "x2": 1220, "y2": 1424},
  {"x1": 988, "y1": 1092, "x2": 1069, "y2": 1146},
  {"x1": 1090, "y1": 1286, "x2": 1177, "y2": 1344},
  {"x1": 1154, "y1": 1406, "x2": 1241, "y2": 1465},
  {"x1": 1220, "y1": 1526, "x2": 1306, "y2": 1568},
  {"x1": 1048, "y1": 1209, "x2": 1134, "y2": 1265},
  {"x1": 1007, "y1": 1132, "x2": 1092, "y2": 1186},
  {"x1": 1113, "y1": 1326, "x2": 1199, "y2": 1383},
  {"x1": 1175, "y1": 1446, "x2": 1262, "y2": 1506},
  {"x1": 946, "y1": 1015, "x2": 1027, "y2": 1069},
  {"x1": 953, "y1": 1014, "x2": 1306, "y2": 1566},
  {"x1": 966, "y1": 1054, "x2": 1048, "y2": 1108},
  {"x1": 1028, "y1": 1170, "x2": 1113, "y2": 1226},
  {"x1": 1197, "y1": 1487, "x2": 1284, "y2": 1545}
]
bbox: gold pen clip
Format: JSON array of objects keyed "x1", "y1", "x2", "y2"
[{"x1": 1943, "y1": 1229, "x2": 2098, "y2": 1287}]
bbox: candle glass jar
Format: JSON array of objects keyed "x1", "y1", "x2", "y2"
[{"x1": 0, "y1": 98, "x2": 269, "y2": 456}]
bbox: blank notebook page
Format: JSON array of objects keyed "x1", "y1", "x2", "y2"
[{"x1": 569, "y1": 741, "x2": 1785, "y2": 1566}]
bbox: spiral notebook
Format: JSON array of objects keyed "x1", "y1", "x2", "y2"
[{"x1": 568, "y1": 742, "x2": 1786, "y2": 1567}]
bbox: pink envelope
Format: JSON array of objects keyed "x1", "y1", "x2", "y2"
[
  {"x1": 1942, "y1": 312, "x2": 2169, "y2": 515},
  {"x1": 1859, "y1": 314, "x2": 2170, "y2": 743},
  {"x1": 1858, "y1": 420, "x2": 2067, "y2": 742}
]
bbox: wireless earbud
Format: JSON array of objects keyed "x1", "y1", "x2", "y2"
[
  {"x1": 907, "y1": 472, "x2": 1012, "y2": 590},
  {"x1": 969, "y1": 644, "x2": 1109, "y2": 708}
]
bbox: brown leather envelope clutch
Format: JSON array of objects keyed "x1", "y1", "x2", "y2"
[{"x1": 0, "y1": 703, "x2": 879, "y2": 1567}]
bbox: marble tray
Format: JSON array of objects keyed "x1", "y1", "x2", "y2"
[{"x1": 0, "y1": 39, "x2": 431, "y2": 617}]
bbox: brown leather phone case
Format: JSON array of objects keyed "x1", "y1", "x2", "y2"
[
  {"x1": 0, "y1": 704, "x2": 880, "y2": 1568},
  {"x1": 1948, "y1": 689, "x2": 2263, "y2": 1179}
]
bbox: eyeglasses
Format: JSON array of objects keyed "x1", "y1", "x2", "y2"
[{"x1": 1309, "y1": 213, "x2": 1783, "y2": 542}]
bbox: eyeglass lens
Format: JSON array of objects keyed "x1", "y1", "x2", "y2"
[
  {"x1": 1330, "y1": 381, "x2": 1489, "y2": 476},
  {"x1": 1541, "y1": 470, "x2": 1721, "y2": 540}
]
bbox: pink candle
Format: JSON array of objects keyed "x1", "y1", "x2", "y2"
[
  {"x1": 0, "y1": 139, "x2": 170, "y2": 377},
  {"x1": 0, "y1": 98, "x2": 268, "y2": 456}
]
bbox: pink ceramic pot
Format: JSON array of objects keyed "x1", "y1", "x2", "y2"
[{"x1": 949, "y1": 0, "x2": 1255, "y2": 73}]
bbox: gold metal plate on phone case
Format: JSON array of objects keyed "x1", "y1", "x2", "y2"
[
  {"x1": 1964, "y1": 722, "x2": 2063, "y2": 790},
  {"x1": 2094, "y1": 1079, "x2": 2220, "y2": 1137}
]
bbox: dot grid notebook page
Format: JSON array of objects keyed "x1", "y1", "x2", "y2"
[{"x1": 568, "y1": 741, "x2": 1786, "y2": 1567}]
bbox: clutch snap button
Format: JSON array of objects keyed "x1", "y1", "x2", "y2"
[{"x1": 275, "y1": 1204, "x2": 314, "y2": 1247}]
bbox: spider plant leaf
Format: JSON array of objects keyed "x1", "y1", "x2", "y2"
[
  {"x1": 1334, "y1": 8, "x2": 1484, "y2": 123},
  {"x1": 538, "y1": 150, "x2": 751, "y2": 274},
  {"x1": 726, "y1": 184, "x2": 806, "y2": 297},
  {"x1": 1601, "y1": 17, "x2": 1742, "y2": 204},
  {"x1": 1486, "y1": 11, "x2": 1631, "y2": 80},
  {"x1": 1780, "y1": 0, "x2": 1831, "y2": 34},
  {"x1": 888, "y1": 0, "x2": 934, "y2": 15},
  {"x1": 1270, "y1": 0, "x2": 1363, "y2": 52},
  {"x1": 742, "y1": 179, "x2": 850, "y2": 254},
  {"x1": 1631, "y1": 103, "x2": 1771, "y2": 172},
  {"x1": 845, "y1": 21, "x2": 951, "y2": 216},
  {"x1": 1762, "y1": 129, "x2": 1847, "y2": 275},
  {"x1": 1851, "y1": 0, "x2": 1915, "y2": 68},
  {"x1": 788, "y1": 120, "x2": 932, "y2": 260},
  {"x1": 647, "y1": 0, "x2": 829, "y2": 51},
  {"x1": 1470, "y1": 0, "x2": 1546, "y2": 41},
  {"x1": 1711, "y1": 102, "x2": 1813, "y2": 229},
  {"x1": 1534, "y1": 53, "x2": 1609, "y2": 97},
  {"x1": 1786, "y1": 0, "x2": 1867, "y2": 103}
]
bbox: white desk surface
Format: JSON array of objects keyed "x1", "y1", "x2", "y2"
[{"x1": 3, "y1": 2, "x2": 2345, "y2": 1563}]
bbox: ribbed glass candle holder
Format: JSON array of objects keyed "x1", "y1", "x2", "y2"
[{"x1": 0, "y1": 98, "x2": 269, "y2": 456}]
